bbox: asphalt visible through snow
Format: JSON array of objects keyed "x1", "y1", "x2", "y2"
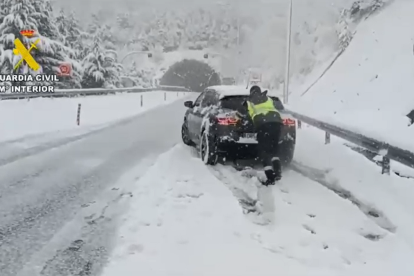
[{"x1": 0, "y1": 98, "x2": 188, "y2": 276}]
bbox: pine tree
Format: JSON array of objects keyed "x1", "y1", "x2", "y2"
[
  {"x1": 0, "y1": 0, "x2": 38, "y2": 76},
  {"x1": 336, "y1": 12, "x2": 353, "y2": 52},
  {"x1": 31, "y1": 0, "x2": 81, "y2": 87},
  {"x1": 81, "y1": 26, "x2": 123, "y2": 88},
  {"x1": 0, "y1": 0, "x2": 9, "y2": 88},
  {"x1": 32, "y1": 0, "x2": 57, "y2": 39},
  {"x1": 0, "y1": 1, "x2": 6, "y2": 23},
  {"x1": 0, "y1": 0, "x2": 82, "y2": 88},
  {"x1": 125, "y1": 61, "x2": 152, "y2": 88},
  {"x1": 116, "y1": 13, "x2": 133, "y2": 29},
  {"x1": 55, "y1": 9, "x2": 85, "y2": 59},
  {"x1": 87, "y1": 14, "x2": 101, "y2": 34},
  {"x1": 87, "y1": 15, "x2": 117, "y2": 50}
]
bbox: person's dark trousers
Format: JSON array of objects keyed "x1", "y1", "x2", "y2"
[{"x1": 256, "y1": 122, "x2": 283, "y2": 182}]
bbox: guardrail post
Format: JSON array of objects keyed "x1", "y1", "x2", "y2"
[
  {"x1": 164, "y1": 92, "x2": 166, "y2": 101},
  {"x1": 77, "y1": 103, "x2": 81, "y2": 126},
  {"x1": 325, "y1": 132, "x2": 330, "y2": 144},
  {"x1": 382, "y1": 156, "x2": 390, "y2": 174},
  {"x1": 297, "y1": 120, "x2": 301, "y2": 129},
  {"x1": 140, "y1": 94, "x2": 143, "y2": 107}
]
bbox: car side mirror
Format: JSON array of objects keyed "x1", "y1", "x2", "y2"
[{"x1": 184, "y1": 101, "x2": 193, "y2": 108}]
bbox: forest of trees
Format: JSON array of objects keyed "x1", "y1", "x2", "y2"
[{"x1": 0, "y1": 0, "x2": 386, "y2": 89}]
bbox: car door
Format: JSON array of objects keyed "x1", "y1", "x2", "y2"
[
  {"x1": 187, "y1": 92, "x2": 206, "y2": 138},
  {"x1": 193, "y1": 90, "x2": 220, "y2": 141}
]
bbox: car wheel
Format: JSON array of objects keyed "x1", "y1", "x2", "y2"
[
  {"x1": 200, "y1": 131, "x2": 218, "y2": 165},
  {"x1": 279, "y1": 139, "x2": 295, "y2": 166},
  {"x1": 181, "y1": 121, "x2": 194, "y2": 146}
]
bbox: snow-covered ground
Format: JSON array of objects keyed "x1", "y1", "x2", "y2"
[
  {"x1": 101, "y1": 125, "x2": 414, "y2": 275},
  {"x1": 1, "y1": 81, "x2": 413, "y2": 275},
  {"x1": 290, "y1": 0, "x2": 414, "y2": 152},
  {"x1": 0, "y1": 91, "x2": 188, "y2": 143}
]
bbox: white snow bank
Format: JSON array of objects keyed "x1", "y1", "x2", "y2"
[
  {"x1": 295, "y1": 125, "x2": 414, "y2": 257},
  {"x1": 101, "y1": 145, "x2": 305, "y2": 275},
  {"x1": 213, "y1": 163, "x2": 414, "y2": 275},
  {"x1": 103, "y1": 143, "x2": 414, "y2": 275},
  {"x1": 0, "y1": 91, "x2": 188, "y2": 143},
  {"x1": 291, "y1": 0, "x2": 414, "y2": 152}
]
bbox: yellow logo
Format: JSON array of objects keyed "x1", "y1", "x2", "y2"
[{"x1": 13, "y1": 38, "x2": 40, "y2": 71}]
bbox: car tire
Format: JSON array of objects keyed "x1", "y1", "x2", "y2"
[
  {"x1": 181, "y1": 121, "x2": 194, "y2": 146},
  {"x1": 279, "y1": 138, "x2": 295, "y2": 166},
  {"x1": 200, "y1": 130, "x2": 218, "y2": 165}
]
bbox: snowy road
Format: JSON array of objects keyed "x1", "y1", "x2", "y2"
[
  {"x1": 0, "y1": 98, "x2": 189, "y2": 276},
  {"x1": 1, "y1": 95, "x2": 413, "y2": 276}
]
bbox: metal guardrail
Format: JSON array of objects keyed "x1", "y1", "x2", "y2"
[
  {"x1": 3, "y1": 85, "x2": 411, "y2": 173},
  {"x1": 285, "y1": 109, "x2": 414, "y2": 172},
  {"x1": 0, "y1": 85, "x2": 191, "y2": 100}
]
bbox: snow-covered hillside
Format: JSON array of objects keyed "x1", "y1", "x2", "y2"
[
  {"x1": 291, "y1": 0, "x2": 414, "y2": 152},
  {"x1": 1, "y1": 0, "x2": 376, "y2": 90}
]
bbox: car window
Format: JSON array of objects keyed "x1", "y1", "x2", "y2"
[
  {"x1": 201, "y1": 91, "x2": 219, "y2": 107},
  {"x1": 219, "y1": 96, "x2": 248, "y2": 111},
  {"x1": 194, "y1": 92, "x2": 205, "y2": 106}
]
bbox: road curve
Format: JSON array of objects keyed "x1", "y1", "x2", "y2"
[{"x1": 0, "y1": 98, "x2": 189, "y2": 276}]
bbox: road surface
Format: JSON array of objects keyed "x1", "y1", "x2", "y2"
[{"x1": 0, "y1": 98, "x2": 188, "y2": 276}]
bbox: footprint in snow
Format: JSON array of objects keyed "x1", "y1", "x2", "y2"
[
  {"x1": 81, "y1": 201, "x2": 96, "y2": 208},
  {"x1": 303, "y1": 224, "x2": 316, "y2": 234}
]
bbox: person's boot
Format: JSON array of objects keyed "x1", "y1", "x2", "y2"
[
  {"x1": 264, "y1": 169, "x2": 276, "y2": 186},
  {"x1": 272, "y1": 157, "x2": 282, "y2": 181}
]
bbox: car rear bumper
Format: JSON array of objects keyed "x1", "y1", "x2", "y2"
[
  {"x1": 214, "y1": 126, "x2": 295, "y2": 145},
  {"x1": 215, "y1": 138, "x2": 294, "y2": 159},
  {"x1": 211, "y1": 123, "x2": 295, "y2": 159}
]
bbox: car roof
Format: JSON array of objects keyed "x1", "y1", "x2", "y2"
[{"x1": 206, "y1": 85, "x2": 251, "y2": 99}]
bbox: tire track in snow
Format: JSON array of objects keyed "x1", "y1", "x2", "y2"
[
  {"x1": 290, "y1": 161, "x2": 397, "y2": 235},
  {"x1": 207, "y1": 162, "x2": 390, "y2": 267}
]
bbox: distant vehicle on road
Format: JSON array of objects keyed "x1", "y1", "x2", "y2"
[{"x1": 181, "y1": 85, "x2": 296, "y2": 165}]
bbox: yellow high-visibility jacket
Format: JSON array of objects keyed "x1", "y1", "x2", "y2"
[{"x1": 246, "y1": 97, "x2": 282, "y2": 126}]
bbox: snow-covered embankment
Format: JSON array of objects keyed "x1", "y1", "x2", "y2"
[
  {"x1": 0, "y1": 91, "x2": 188, "y2": 143},
  {"x1": 291, "y1": 0, "x2": 414, "y2": 152}
]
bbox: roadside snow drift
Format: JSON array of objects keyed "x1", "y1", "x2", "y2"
[
  {"x1": 101, "y1": 145, "x2": 305, "y2": 276},
  {"x1": 295, "y1": 126, "x2": 414, "y2": 249},
  {"x1": 291, "y1": 1, "x2": 414, "y2": 152},
  {"x1": 0, "y1": 91, "x2": 187, "y2": 143},
  {"x1": 102, "y1": 140, "x2": 414, "y2": 275}
]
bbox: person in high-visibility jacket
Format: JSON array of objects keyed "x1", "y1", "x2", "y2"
[{"x1": 243, "y1": 85, "x2": 283, "y2": 185}]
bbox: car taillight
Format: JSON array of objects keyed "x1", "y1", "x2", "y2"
[
  {"x1": 217, "y1": 117, "x2": 239, "y2": 125},
  {"x1": 283, "y1": 118, "x2": 296, "y2": 126}
]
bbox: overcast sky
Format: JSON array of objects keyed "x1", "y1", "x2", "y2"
[{"x1": 51, "y1": 0, "x2": 354, "y2": 23}]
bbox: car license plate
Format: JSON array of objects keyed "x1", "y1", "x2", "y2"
[{"x1": 243, "y1": 133, "x2": 257, "y2": 139}]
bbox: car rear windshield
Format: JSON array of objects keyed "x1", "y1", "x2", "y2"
[
  {"x1": 219, "y1": 96, "x2": 248, "y2": 110},
  {"x1": 219, "y1": 96, "x2": 284, "y2": 111}
]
